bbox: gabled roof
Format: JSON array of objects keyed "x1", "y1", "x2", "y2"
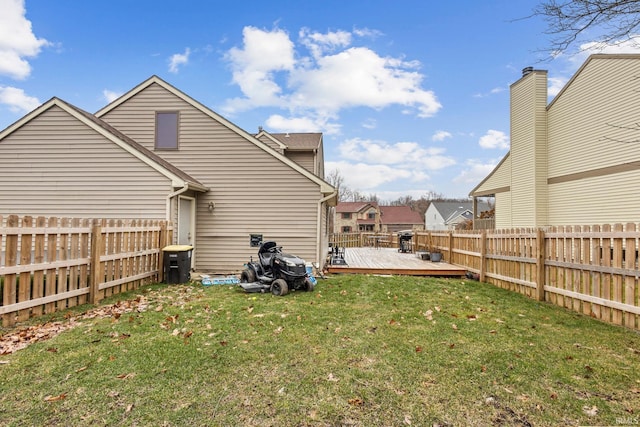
[
  {"x1": 379, "y1": 206, "x2": 422, "y2": 225},
  {"x1": 0, "y1": 97, "x2": 208, "y2": 192},
  {"x1": 270, "y1": 133, "x2": 322, "y2": 151},
  {"x1": 335, "y1": 201, "x2": 378, "y2": 213},
  {"x1": 96, "y1": 76, "x2": 336, "y2": 200},
  {"x1": 254, "y1": 130, "x2": 287, "y2": 150},
  {"x1": 430, "y1": 201, "x2": 491, "y2": 223}
]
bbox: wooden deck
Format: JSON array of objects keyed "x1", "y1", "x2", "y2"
[{"x1": 327, "y1": 247, "x2": 467, "y2": 277}]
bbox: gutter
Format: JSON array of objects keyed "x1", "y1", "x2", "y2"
[
  {"x1": 165, "y1": 181, "x2": 209, "y2": 220},
  {"x1": 316, "y1": 190, "x2": 338, "y2": 271}
]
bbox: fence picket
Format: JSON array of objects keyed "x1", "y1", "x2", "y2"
[{"x1": 1, "y1": 216, "x2": 170, "y2": 326}]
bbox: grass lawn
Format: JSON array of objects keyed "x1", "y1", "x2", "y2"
[{"x1": 1, "y1": 274, "x2": 639, "y2": 426}]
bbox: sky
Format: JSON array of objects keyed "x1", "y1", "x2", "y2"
[{"x1": 2, "y1": 0, "x2": 639, "y2": 201}]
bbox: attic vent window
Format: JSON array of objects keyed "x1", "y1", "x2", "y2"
[{"x1": 155, "y1": 111, "x2": 179, "y2": 150}]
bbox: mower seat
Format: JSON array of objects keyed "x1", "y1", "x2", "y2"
[
  {"x1": 258, "y1": 241, "x2": 278, "y2": 269},
  {"x1": 259, "y1": 252, "x2": 274, "y2": 268}
]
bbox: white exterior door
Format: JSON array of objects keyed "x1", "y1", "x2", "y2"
[{"x1": 178, "y1": 196, "x2": 195, "y2": 246}]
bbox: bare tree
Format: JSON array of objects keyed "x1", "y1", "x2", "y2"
[{"x1": 533, "y1": 0, "x2": 640, "y2": 55}]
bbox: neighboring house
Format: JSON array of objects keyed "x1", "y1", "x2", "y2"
[
  {"x1": 334, "y1": 202, "x2": 380, "y2": 233},
  {"x1": 0, "y1": 75, "x2": 337, "y2": 272},
  {"x1": 333, "y1": 202, "x2": 423, "y2": 233},
  {"x1": 470, "y1": 54, "x2": 640, "y2": 228},
  {"x1": 379, "y1": 206, "x2": 424, "y2": 233},
  {"x1": 425, "y1": 201, "x2": 491, "y2": 230}
]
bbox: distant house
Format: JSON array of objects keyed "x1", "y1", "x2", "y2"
[
  {"x1": 425, "y1": 201, "x2": 491, "y2": 230},
  {"x1": 469, "y1": 54, "x2": 640, "y2": 228},
  {"x1": 333, "y1": 202, "x2": 423, "y2": 233},
  {"x1": 379, "y1": 206, "x2": 424, "y2": 233},
  {"x1": 0, "y1": 75, "x2": 337, "y2": 272},
  {"x1": 334, "y1": 202, "x2": 380, "y2": 233}
]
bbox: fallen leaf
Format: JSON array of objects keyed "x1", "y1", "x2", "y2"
[
  {"x1": 403, "y1": 414, "x2": 412, "y2": 425},
  {"x1": 116, "y1": 373, "x2": 135, "y2": 380},
  {"x1": 415, "y1": 346, "x2": 423, "y2": 353},
  {"x1": 451, "y1": 324, "x2": 458, "y2": 330},
  {"x1": 423, "y1": 310, "x2": 433, "y2": 321},
  {"x1": 582, "y1": 405, "x2": 598, "y2": 417},
  {"x1": 389, "y1": 319, "x2": 397, "y2": 325},
  {"x1": 44, "y1": 393, "x2": 67, "y2": 402},
  {"x1": 125, "y1": 403, "x2": 134, "y2": 413},
  {"x1": 348, "y1": 397, "x2": 364, "y2": 406},
  {"x1": 327, "y1": 373, "x2": 339, "y2": 382}
]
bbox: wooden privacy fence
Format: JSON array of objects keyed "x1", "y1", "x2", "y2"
[
  {"x1": 331, "y1": 226, "x2": 640, "y2": 330},
  {"x1": 0, "y1": 215, "x2": 172, "y2": 326}
]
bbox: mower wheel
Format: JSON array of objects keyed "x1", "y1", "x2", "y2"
[
  {"x1": 240, "y1": 268, "x2": 256, "y2": 283},
  {"x1": 271, "y1": 279, "x2": 289, "y2": 296},
  {"x1": 304, "y1": 278, "x2": 315, "y2": 292}
]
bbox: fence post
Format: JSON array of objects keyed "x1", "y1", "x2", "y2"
[
  {"x1": 448, "y1": 231, "x2": 454, "y2": 262},
  {"x1": 89, "y1": 223, "x2": 103, "y2": 305},
  {"x1": 536, "y1": 228, "x2": 546, "y2": 301},
  {"x1": 479, "y1": 230, "x2": 486, "y2": 282},
  {"x1": 158, "y1": 221, "x2": 169, "y2": 283}
]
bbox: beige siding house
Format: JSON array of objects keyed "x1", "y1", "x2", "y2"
[
  {"x1": 1, "y1": 76, "x2": 337, "y2": 272},
  {"x1": 470, "y1": 54, "x2": 640, "y2": 228}
]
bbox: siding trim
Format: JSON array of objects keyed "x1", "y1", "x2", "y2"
[{"x1": 548, "y1": 160, "x2": 640, "y2": 184}]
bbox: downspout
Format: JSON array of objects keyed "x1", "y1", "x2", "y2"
[{"x1": 316, "y1": 190, "x2": 338, "y2": 271}]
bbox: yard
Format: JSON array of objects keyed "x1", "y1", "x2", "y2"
[{"x1": 1, "y1": 274, "x2": 639, "y2": 426}]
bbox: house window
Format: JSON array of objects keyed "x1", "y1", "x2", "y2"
[
  {"x1": 342, "y1": 213, "x2": 352, "y2": 219},
  {"x1": 341, "y1": 226, "x2": 352, "y2": 232},
  {"x1": 368, "y1": 212, "x2": 375, "y2": 219},
  {"x1": 155, "y1": 112, "x2": 179, "y2": 149}
]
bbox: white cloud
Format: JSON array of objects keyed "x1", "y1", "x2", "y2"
[
  {"x1": 102, "y1": 89, "x2": 122, "y2": 103},
  {"x1": 265, "y1": 113, "x2": 341, "y2": 135},
  {"x1": 361, "y1": 118, "x2": 377, "y2": 129},
  {"x1": 299, "y1": 28, "x2": 351, "y2": 58},
  {"x1": 0, "y1": 0, "x2": 50, "y2": 80},
  {"x1": 325, "y1": 160, "x2": 414, "y2": 190},
  {"x1": 478, "y1": 129, "x2": 509, "y2": 149},
  {"x1": 222, "y1": 26, "x2": 442, "y2": 123},
  {"x1": 168, "y1": 48, "x2": 191, "y2": 73},
  {"x1": 432, "y1": 130, "x2": 452, "y2": 142},
  {"x1": 0, "y1": 85, "x2": 40, "y2": 112},
  {"x1": 338, "y1": 137, "x2": 455, "y2": 170},
  {"x1": 548, "y1": 77, "x2": 567, "y2": 97},
  {"x1": 223, "y1": 26, "x2": 294, "y2": 110},
  {"x1": 453, "y1": 159, "x2": 501, "y2": 186},
  {"x1": 473, "y1": 86, "x2": 506, "y2": 98}
]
